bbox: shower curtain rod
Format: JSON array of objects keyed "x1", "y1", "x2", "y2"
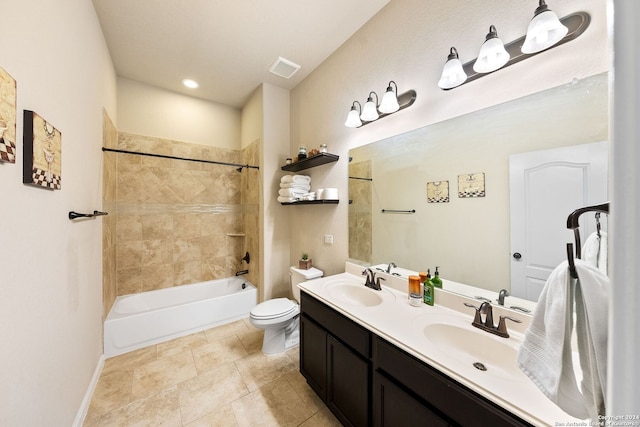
[{"x1": 101, "y1": 147, "x2": 260, "y2": 170}]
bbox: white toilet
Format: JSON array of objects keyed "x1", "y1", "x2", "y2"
[{"x1": 249, "y1": 266, "x2": 323, "y2": 354}]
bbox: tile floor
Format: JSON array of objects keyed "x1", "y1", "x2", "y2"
[{"x1": 84, "y1": 318, "x2": 342, "y2": 426}]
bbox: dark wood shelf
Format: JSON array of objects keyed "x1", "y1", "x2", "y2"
[
  {"x1": 280, "y1": 200, "x2": 339, "y2": 205},
  {"x1": 281, "y1": 153, "x2": 339, "y2": 172}
]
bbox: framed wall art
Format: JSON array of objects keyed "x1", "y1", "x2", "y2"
[
  {"x1": 0, "y1": 65, "x2": 17, "y2": 163},
  {"x1": 427, "y1": 181, "x2": 449, "y2": 203},
  {"x1": 23, "y1": 110, "x2": 62, "y2": 190},
  {"x1": 458, "y1": 172, "x2": 485, "y2": 198}
]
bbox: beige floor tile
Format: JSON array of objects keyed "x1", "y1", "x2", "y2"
[
  {"x1": 234, "y1": 351, "x2": 296, "y2": 392},
  {"x1": 102, "y1": 345, "x2": 157, "y2": 376},
  {"x1": 191, "y1": 335, "x2": 248, "y2": 374},
  {"x1": 298, "y1": 407, "x2": 342, "y2": 427},
  {"x1": 178, "y1": 363, "x2": 250, "y2": 425},
  {"x1": 236, "y1": 329, "x2": 264, "y2": 354},
  {"x1": 184, "y1": 404, "x2": 239, "y2": 427},
  {"x1": 231, "y1": 377, "x2": 314, "y2": 427},
  {"x1": 131, "y1": 350, "x2": 197, "y2": 399},
  {"x1": 284, "y1": 370, "x2": 325, "y2": 414},
  {"x1": 85, "y1": 369, "x2": 133, "y2": 418},
  {"x1": 157, "y1": 331, "x2": 208, "y2": 359},
  {"x1": 86, "y1": 386, "x2": 181, "y2": 427},
  {"x1": 204, "y1": 319, "x2": 250, "y2": 342},
  {"x1": 285, "y1": 345, "x2": 300, "y2": 365}
]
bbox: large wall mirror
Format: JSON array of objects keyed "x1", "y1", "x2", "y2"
[{"x1": 348, "y1": 73, "x2": 608, "y2": 302}]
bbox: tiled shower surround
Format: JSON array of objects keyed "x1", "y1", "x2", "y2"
[{"x1": 102, "y1": 128, "x2": 259, "y2": 316}]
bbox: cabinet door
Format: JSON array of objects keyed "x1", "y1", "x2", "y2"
[
  {"x1": 327, "y1": 336, "x2": 370, "y2": 427},
  {"x1": 300, "y1": 314, "x2": 327, "y2": 400},
  {"x1": 373, "y1": 371, "x2": 448, "y2": 427}
]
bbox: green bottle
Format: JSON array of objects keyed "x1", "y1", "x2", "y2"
[
  {"x1": 423, "y1": 269, "x2": 434, "y2": 306},
  {"x1": 432, "y1": 266, "x2": 443, "y2": 289}
]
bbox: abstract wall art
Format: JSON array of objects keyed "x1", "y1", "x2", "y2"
[
  {"x1": 0, "y1": 65, "x2": 17, "y2": 163},
  {"x1": 23, "y1": 110, "x2": 62, "y2": 190}
]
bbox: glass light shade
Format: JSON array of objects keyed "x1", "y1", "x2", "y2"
[
  {"x1": 344, "y1": 107, "x2": 362, "y2": 128},
  {"x1": 379, "y1": 88, "x2": 400, "y2": 114},
  {"x1": 361, "y1": 98, "x2": 379, "y2": 122},
  {"x1": 438, "y1": 48, "x2": 468, "y2": 89},
  {"x1": 521, "y1": 9, "x2": 568, "y2": 53},
  {"x1": 473, "y1": 27, "x2": 510, "y2": 73}
]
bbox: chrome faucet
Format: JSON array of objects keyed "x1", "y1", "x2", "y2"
[
  {"x1": 497, "y1": 288, "x2": 509, "y2": 306},
  {"x1": 362, "y1": 268, "x2": 384, "y2": 291},
  {"x1": 464, "y1": 301, "x2": 522, "y2": 338},
  {"x1": 386, "y1": 262, "x2": 397, "y2": 273}
]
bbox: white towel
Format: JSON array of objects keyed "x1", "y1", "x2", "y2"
[
  {"x1": 279, "y1": 183, "x2": 311, "y2": 191},
  {"x1": 279, "y1": 188, "x2": 307, "y2": 197},
  {"x1": 517, "y1": 260, "x2": 608, "y2": 420},
  {"x1": 277, "y1": 196, "x2": 297, "y2": 203},
  {"x1": 581, "y1": 231, "x2": 607, "y2": 275},
  {"x1": 281, "y1": 174, "x2": 311, "y2": 184}
]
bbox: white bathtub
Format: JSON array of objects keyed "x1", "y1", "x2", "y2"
[{"x1": 104, "y1": 277, "x2": 257, "y2": 357}]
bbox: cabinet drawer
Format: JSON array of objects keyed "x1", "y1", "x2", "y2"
[
  {"x1": 301, "y1": 291, "x2": 371, "y2": 358},
  {"x1": 374, "y1": 337, "x2": 533, "y2": 427}
]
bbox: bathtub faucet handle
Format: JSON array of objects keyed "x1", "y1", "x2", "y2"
[{"x1": 241, "y1": 252, "x2": 250, "y2": 264}]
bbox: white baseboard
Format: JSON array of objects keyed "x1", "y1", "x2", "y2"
[{"x1": 73, "y1": 354, "x2": 105, "y2": 427}]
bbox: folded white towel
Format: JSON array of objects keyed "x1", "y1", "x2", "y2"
[
  {"x1": 281, "y1": 174, "x2": 311, "y2": 184},
  {"x1": 279, "y1": 188, "x2": 307, "y2": 197},
  {"x1": 277, "y1": 196, "x2": 297, "y2": 203},
  {"x1": 279, "y1": 183, "x2": 311, "y2": 191},
  {"x1": 581, "y1": 231, "x2": 607, "y2": 275},
  {"x1": 517, "y1": 260, "x2": 608, "y2": 420}
]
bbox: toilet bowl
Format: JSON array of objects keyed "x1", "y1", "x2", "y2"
[{"x1": 250, "y1": 266, "x2": 323, "y2": 353}]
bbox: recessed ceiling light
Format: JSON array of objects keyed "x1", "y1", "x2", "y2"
[{"x1": 182, "y1": 79, "x2": 199, "y2": 89}]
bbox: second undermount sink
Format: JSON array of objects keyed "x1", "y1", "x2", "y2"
[
  {"x1": 322, "y1": 279, "x2": 395, "y2": 307},
  {"x1": 417, "y1": 314, "x2": 526, "y2": 381}
]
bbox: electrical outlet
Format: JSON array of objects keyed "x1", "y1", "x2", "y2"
[{"x1": 324, "y1": 234, "x2": 334, "y2": 245}]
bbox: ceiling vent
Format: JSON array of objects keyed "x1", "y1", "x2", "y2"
[{"x1": 269, "y1": 57, "x2": 301, "y2": 79}]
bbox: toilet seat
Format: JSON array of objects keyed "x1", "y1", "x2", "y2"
[{"x1": 250, "y1": 298, "x2": 299, "y2": 325}]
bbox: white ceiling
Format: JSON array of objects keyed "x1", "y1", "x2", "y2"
[{"x1": 92, "y1": 0, "x2": 390, "y2": 108}]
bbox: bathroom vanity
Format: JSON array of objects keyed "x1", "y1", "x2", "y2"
[{"x1": 298, "y1": 264, "x2": 583, "y2": 427}]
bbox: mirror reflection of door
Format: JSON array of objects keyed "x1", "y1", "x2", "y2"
[{"x1": 509, "y1": 141, "x2": 608, "y2": 301}]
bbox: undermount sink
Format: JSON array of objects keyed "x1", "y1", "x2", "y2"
[
  {"x1": 417, "y1": 314, "x2": 526, "y2": 381},
  {"x1": 322, "y1": 279, "x2": 395, "y2": 307}
]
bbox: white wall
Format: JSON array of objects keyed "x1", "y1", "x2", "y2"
[
  {"x1": 0, "y1": 1, "x2": 117, "y2": 426},
  {"x1": 117, "y1": 77, "x2": 240, "y2": 149},
  {"x1": 289, "y1": 0, "x2": 610, "y2": 276}
]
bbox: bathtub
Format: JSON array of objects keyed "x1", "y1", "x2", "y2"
[{"x1": 104, "y1": 277, "x2": 257, "y2": 357}]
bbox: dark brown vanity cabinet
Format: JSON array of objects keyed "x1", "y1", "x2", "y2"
[{"x1": 300, "y1": 291, "x2": 533, "y2": 427}]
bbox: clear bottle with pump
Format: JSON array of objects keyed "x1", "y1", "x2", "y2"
[
  {"x1": 432, "y1": 266, "x2": 443, "y2": 289},
  {"x1": 408, "y1": 275, "x2": 422, "y2": 306}
]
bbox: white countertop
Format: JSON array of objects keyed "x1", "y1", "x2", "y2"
[{"x1": 298, "y1": 262, "x2": 584, "y2": 427}]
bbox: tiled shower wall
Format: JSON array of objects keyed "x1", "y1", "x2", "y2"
[
  {"x1": 241, "y1": 139, "x2": 260, "y2": 291},
  {"x1": 348, "y1": 160, "x2": 372, "y2": 263},
  {"x1": 102, "y1": 110, "x2": 117, "y2": 319},
  {"x1": 103, "y1": 132, "x2": 259, "y2": 306}
]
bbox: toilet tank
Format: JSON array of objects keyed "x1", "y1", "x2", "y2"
[{"x1": 290, "y1": 266, "x2": 323, "y2": 302}]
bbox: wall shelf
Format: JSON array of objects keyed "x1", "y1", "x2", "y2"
[
  {"x1": 281, "y1": 153, "x2": 339, "y2": 172},
  {"x1": 280, "y1": 200, "x2": 339, "y2": 206}
]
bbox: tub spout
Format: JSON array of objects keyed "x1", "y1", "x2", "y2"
[{"x1": 236, "y1": 269, "x2": 249, "y2": 276}]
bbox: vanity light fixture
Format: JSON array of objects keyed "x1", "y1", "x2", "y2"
[
  {"x1": 181, "y1": 78, "x2": 199, "y2": 89},
  {"x1": 345, "y1": 83, "x2": 417, "y2": 128},
  {"x1": 344, "y1": 101, "x2": 363, "y2": 128},
  {"x1": 438, "y1": 47, "x2": 468, "y2": 89},
  {"x1": 473, "y1": 25, "x2": 510, "y2": 73},
  {"x1": 379, "y1": 81, "x2": 400, "y2": 114},
  {"x1": 521, "y1": 0, "x2": 569, "y2": 53},
  {"x1": 360, "y1": 92, "x2": 380, "y2": 122},
  {"x1": 439, "y1": 8, "x2": 590, "y2": 90}
]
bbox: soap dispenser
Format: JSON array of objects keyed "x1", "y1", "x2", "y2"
[
  {"x1": 423, "y1": 269, "x2": 434, "y2": 306},
  {"x1": 432, "y1": 266, "x2": 443, "y2": 289}
]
